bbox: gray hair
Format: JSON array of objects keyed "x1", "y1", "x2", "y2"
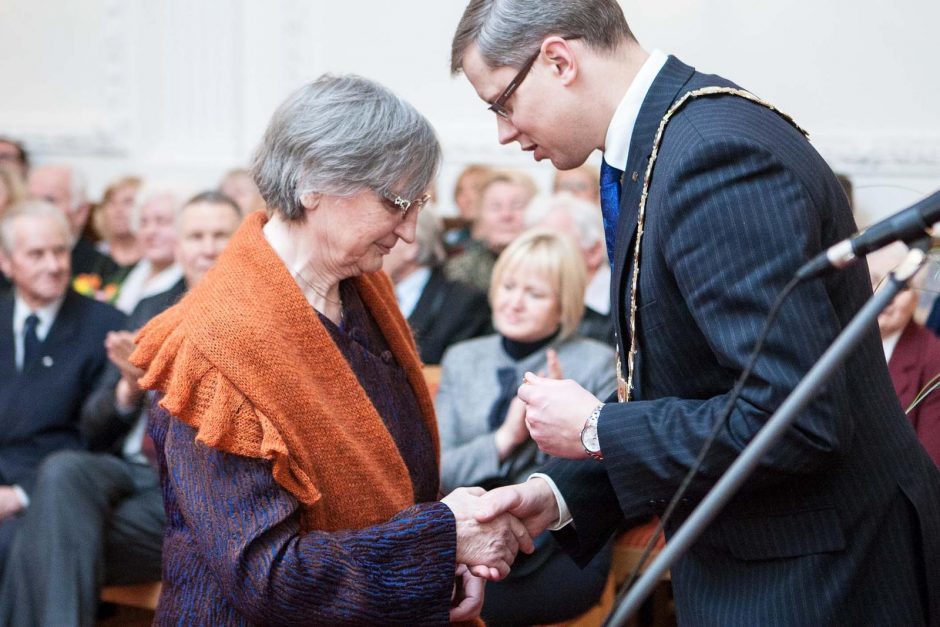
[
  {"x1": 130, "y1": 184, "x2": 187, "y2": 234},
  {"x1": 451, "y1": 0, "x2": 635, "y2": 73},
  {"x1": 0, "y1": 200, "x2": 73, "y2": 254},
  {"x1": 525, "y1": 192, "x2": 604, "y2": 250},
  {"x1": 413, "y1": 206, "x2": 447, "y2": 268},
  {"x1": 251, "y1": 74, "x2": 442, "y2": 221}
]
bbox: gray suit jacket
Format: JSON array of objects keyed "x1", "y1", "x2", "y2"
[{"x1": 436, "y1": 333, "x2": 615, "y2": 494}]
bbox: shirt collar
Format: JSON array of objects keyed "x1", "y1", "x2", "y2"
[
  {"x1": 394, "y1": 266, "x2": 432, "y2": 319},
  {"x1": 13, "y1": 290, "x2": 66, "y2": 341},
  {"x1": 603, "y1": 49, "x2": 669, "y2": 171}
]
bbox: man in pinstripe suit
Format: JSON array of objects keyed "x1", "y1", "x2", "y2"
[{"x1": 451, "y1": 1, "x2": 940, "y2": 624}]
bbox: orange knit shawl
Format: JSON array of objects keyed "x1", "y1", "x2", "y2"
[{"x1": 130, "y1": 211, "x2": 439, "y2": 533}]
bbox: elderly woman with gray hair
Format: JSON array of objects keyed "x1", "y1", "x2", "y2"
[
  {"x1": 383, "y1": 207, "x2": 491, "y2": 365},
  {"x1": 130, "y1": 75, "x2": 532, "y2": 625}
]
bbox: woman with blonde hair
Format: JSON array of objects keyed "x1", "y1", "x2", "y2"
[{"x1": 437, "y1": 228, "x2": 616, "y2": 624}]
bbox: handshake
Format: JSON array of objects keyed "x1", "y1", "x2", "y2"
[{"x1": 441, "y1": 477, "x2": 559, "y2": 581}]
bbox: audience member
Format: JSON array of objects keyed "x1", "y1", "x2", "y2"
[
  {"x1": 552, "y1": 164, "x2": 600, "y2": 204},
  {"x1": 0, "y1": 166, "x2": 25, "y2": 216},
  {"x1": 0, "y1": 191, "x2": 242, "y2": 626},
  {"x1": 113, "y1": 186, "x2": 184, "y2": 314},
  {"x1": 0, "y1": 201, "x2": 126, "y2": 575},
  {"x1": 869, "y1": 243, "x2": 940, "y2": 467},
  {"x1": 219, "y1": 167, "x2": 266, "y2": 215},
  {"x1": 0, "y1": 137, "x2": 29, "y2": 181},
  {"x1": 444, "y1": 164, "x2": 492, "y2": 254},
  {"x1": 437, "y1": 229, "x2": 615, "y2": 624},
  {"x1": 127, "y1": 75, "x2": 523, "y2": 624},
  {"x1": 445, "y1": 169, "x2": 536, "y2": 292},
  {"x1": 383, "y1": 206, "x2": 491, "y2": 365},
  {"x1": 93, "y1": 175, "x2": 143, "y2": 268},
  {"x1": 27, "y1": 164, "x2": 120, "y2": 282},
  {"x1": 0, "y1": 168, "x2": 25, "y2": 294},
  {"x1": 527, "y1": 192, "x2": 614, "y2": 344}
]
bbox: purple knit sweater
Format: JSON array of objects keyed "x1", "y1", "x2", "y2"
[{"x1": 149, "y1": 282, "x2": 457, "y2": 625}]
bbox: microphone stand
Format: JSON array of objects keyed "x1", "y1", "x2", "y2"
[{"x1": 605, "y1": 240, "x2": 931, "y2": 627}]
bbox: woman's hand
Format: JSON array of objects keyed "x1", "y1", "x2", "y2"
[
  {"x1": 442, "y1": 486, "x2": 534, "y2": 581},
  {"x1": 494, "y1": 397, "x2": 529, "y2": 460},
  {"x1": 450, "y1": 564, "x2": 485, "y2": 622}
]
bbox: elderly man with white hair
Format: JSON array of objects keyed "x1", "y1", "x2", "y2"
[
  {"x1": 526, "y1": 192, "x2": 613, "y2": 345},
  {"x1": 0, "y1": 200, "x2": 125, "y2": 576},
  {"x1": 27, "y1": 164, "x2": 120, "y2": 282}
]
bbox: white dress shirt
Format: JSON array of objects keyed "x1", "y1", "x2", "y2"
[
  {"x1": 393, "y1": 267, "x2": 432, "y2": 319},
  {"x1": 539, "y1": 49, "x2": 669, "y2": 531},
  {"x1": 114, "y1": 261, "x2": 183, "y2": 314},
  {"x1": 585, "y1": 264, "x2": 612, "y2": 316},
  {"x1": 12, "y1": 292, "x2": 64, "y2": 371}
]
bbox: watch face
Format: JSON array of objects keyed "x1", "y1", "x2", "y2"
[{"x1": 581, "y1": 425, "x2": 601, "y2": 453}]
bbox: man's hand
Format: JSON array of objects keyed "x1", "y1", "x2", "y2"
[
  {"x1": 449, "y1": 564, "x2": 485, "y2": 622},
  {"x1": 442, "y1": 486, "x2": 534, "y2": 581},
  {"x1": 517, "y1": 372, "x2": 600, "y2": 459},
  {"x1": 474, "y1": 477, "x2": 560, "y2": 539},
  {"x1": 0, "y1": 486, "x2": 24, "y2": 521}
]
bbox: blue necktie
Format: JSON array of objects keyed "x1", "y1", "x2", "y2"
[
  {"x1": 22, "y1": 313, "x2": 40, "y2": 371},
  {"x1": 600, "y1": 160, "x2": 624, "y2": 266}
]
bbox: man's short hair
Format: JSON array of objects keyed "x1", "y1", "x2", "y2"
[
  {"x1": 182, "y1": 190, "x2": 243, "y2": 219},
  {"x1": 525, "y1": 192, "x2": 604, "y2": 250},
  {"x1": 451, "y1": 0, "x2": 635, "y2": 74},
  {"x1": 0, "y1": 200, "x2": 73, "y2": 255}
]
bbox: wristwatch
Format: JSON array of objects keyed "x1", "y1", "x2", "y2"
[{"x1": 580, "y1": 403, "x2": 605, "y2": 461}]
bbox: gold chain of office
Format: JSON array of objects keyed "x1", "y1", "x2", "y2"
[{"x1": 616, "y1": 86, "x2": 810, "y2": 402}]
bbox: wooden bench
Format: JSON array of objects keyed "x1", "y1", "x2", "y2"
[{"x1": 100, "y1": 582, "x2": 162, "y2": 611}]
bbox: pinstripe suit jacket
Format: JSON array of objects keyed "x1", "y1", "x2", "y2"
[{"x1": 545, "y1": 56, "x2": 940, "y2": 625}]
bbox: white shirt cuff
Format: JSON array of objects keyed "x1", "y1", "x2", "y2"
[
  {"x1": 11, "y1": 485, "x2": 29, "y2": 509},
  {"x1": 528, "y1": 472, "x2": 573, "y2": 530}
]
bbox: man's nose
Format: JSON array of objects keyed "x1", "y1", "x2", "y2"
[{"x1": 496, "y1": 116, "x2": 519, "y2": 145}]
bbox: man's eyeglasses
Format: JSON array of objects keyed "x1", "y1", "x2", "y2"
[
  {"x1": 380, "y1": 191, "x2": 431, "y2": 219},
  {"x1": 487, "y1": 37, "x2": 580, "y2": 120},
  {"x1": 488, "y1": 49, "x2": 541, "y2": 120}
]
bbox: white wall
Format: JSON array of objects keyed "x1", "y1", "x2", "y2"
[{"x1": 1, "y1": 0, "x2": 937, "y2": 221}]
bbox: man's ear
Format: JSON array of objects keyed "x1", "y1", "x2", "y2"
[
  {"x1": 0, "y1": 251, "x2": 11, "y2": 279},
  {"x1": 584, "y1": 240, "x2": 606, "y2": 272},
  {"x1": 541, "y1": 36, "x2": 579, "y2": 86}
]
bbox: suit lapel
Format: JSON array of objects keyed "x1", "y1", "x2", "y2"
[
  {"x1": 0, "y1": 293, "x2": 16, "y2": 400},
  {"x1": 611, "y1": 56, "x2": 696, "y2": 350}
]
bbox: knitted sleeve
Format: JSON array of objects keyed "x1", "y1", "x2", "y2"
[{"x1": 158, "y1": 414, "x2": 458, "y2": 625}]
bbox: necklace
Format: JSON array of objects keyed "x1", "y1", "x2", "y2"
[
  {"x1": 616, "y1": 86, "x2": 806, "y2": 402},
  {"x1": 295, "y1": 271, "x2": 343, "y2": 307}
]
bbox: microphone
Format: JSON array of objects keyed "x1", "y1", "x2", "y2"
[{"x1": 797, "y1": 189, "x2": 940, "y2": 281}]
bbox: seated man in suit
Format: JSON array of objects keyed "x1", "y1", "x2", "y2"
[
  {"x1": 27, "y1": 163, "x2": 120, "y2": 283},
  {"x1": 0, "y1": 191, "x2": 242, "y2": 626},
  {"x1": 0, "y1": 201, "x2": 126, "y2": 572},
  {"x1": 383, "y1": 206, "x2": 491, "y2": 365},
  {"x1": 869, "y1": 243, "x2": 940, "y2": 467}
]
